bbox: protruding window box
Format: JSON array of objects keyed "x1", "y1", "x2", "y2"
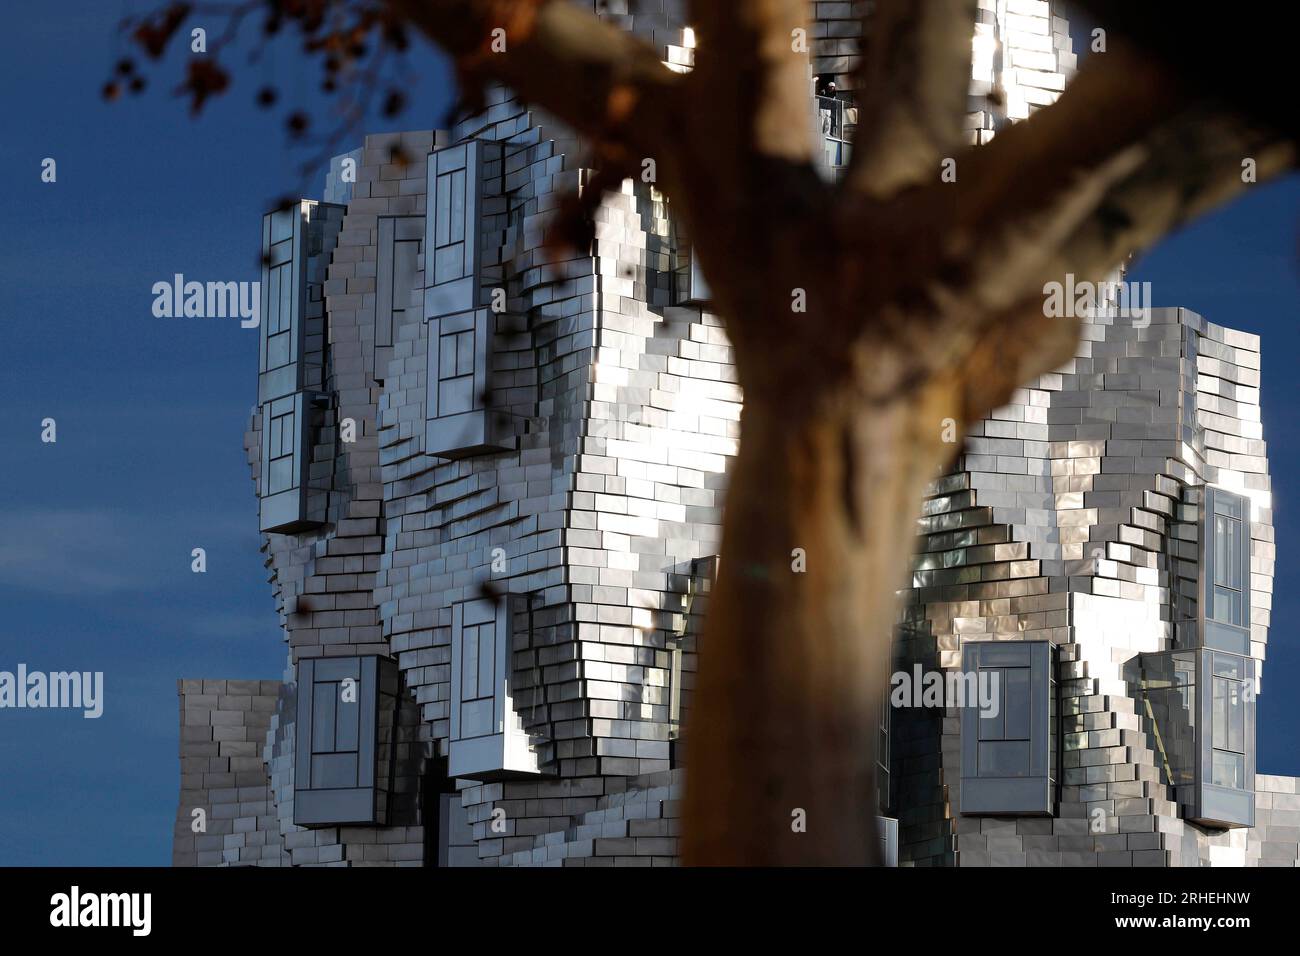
[
  {"x1": 959, "y1": 641, "x2": 1057, "y2": 816},
  {"x1": 293, "y1": 656, "x2": 399, "y2": 828},
  {"x1": 258, "y1": 200, "x2": 342, "y2": 406},
  {"x1": 1137, "y1": 648, "x2": 1255, "y2": 829},
  {"x1": 423, "y1": 139, "x2": 511, "y2": 459},
  {"x1": 424, "y1": 140, "x2": 502, "y2": 316},
  {"x1": 448, "y1": 598, "x2": 541, "y2": 780},
  {"x1": 258, "y1": 390, "x2": 325, "y2": 534},
  {"x1": 256, "y1": 198, "x2": 342, "y2": 533},
  {"x1": 425, "y1": 310, "x2": 510, "y2": 458}
]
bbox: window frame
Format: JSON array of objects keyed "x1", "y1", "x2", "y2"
[
  {"x1": 1196, "y1": 649, "x2": 1256, "y2": 827},
  {"x1": 293, "y1": 655, "x2": 399, "y2": 827},
  {"x1": 422, "y1": 139, "x2": 511, "y2": 459},
  {"x1": 1136, "y1": 647, "x2": 1255, "y2": 828},
  {"x1": 447, "y1": 596, "x2": 541, "y2": 780},
  {"x1": 258, "y1": 390, "x2": 324, "y2": 533},
  {"x1": 1201, "y1": 486, "x2": 1252, "y2": 654},
  {"x1": 959, "y1": 640, "x2": 1057, "y2": 816}
]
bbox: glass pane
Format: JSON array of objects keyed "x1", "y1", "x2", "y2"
[
  {"x1": 461, "y1": 698, "x2": 493, "y2": 739},
  {"x1": 477, "y1": 623, "x2": 494, "y2": 704},
  {"x1": 269, "y1": 457, "x2": 293, "y2": 494},
  {"x1": 435, "y1": 243, "x2": 465, "y2": 285},
  {"x1": 310, "y1": 752, "x2": 357, "y2": 789},
  {"x1": 977, "y1": 668, "x2": 1004, "y2": 741},
  {"x1": 334, "y1": 690, "x2": 359, "y2": 752},
  {"x1": 1001, "y1": 667, "x2": 1031, "y2": 741},
  {"x1": 1215, "y1": 493, "x2": 1242, "y2": 519},
  {"x1": 269, "y1": 416, "x2": 283, "y2": 458},
  {"x1": 1178, "y1": 684, "x2": 1195, "y2": 719},
  {"x1": 1212, "y1": 653, "x2": 1246, "y2": 679},
  {"x1": 450, "y1": 168, "x2": 467, "y2": 244},
  {"x1": 1213, "y1": 587, "x2": 1238, "y2": 624},
  {"x1": 436, "y1": 172, "x2": 451, "y2": 248},
  {"x1": 1211, "y1": 515, "x2": 1232, "y2": 590},
  {"x1": 271, "y1": 207, "x2": 294, "y2": 243},
  {"x1": 439, "y1": 334, "x2": 457, "y2": 378},
  {"x1": 276, "y1": 414, "x2": 294, "y2": 457},
  {"x1": 1212, "y1": 676, "x2": 1246, "y2": 754},
  {"x1": 267, "y1": 267, "x2": 282, "y2": 334},
  {"x1": 267, "y1": 330, "x2": 290, "y2": 370},
  {"x1": 457, "y1": 330, "x2": 475, "y2": 376},
  {"x1": 311, "y1": 683, "x2": 336, "y2": 752},
  {"x1": 1227, "y1": 680, "x2": 1245, "y2": 753},
  {"x1": 461, "y1": 625, "x2": 478, "y2": 700},
  {"x1": 439, "y1": 376, "x2": 474, "y2": 416},
  {"x1": 1212, "y1": 677, "x2": 1228, "y2": 751},
  {"x1": 1212, "y1": 750, "x2": 1245, "y2": 789},
  {"x1": 977, "y1": 740, "x2": 1031, "y2": 777},
  {"x1": 279, "y1": 261, "x2": 293, "y2": 328}
]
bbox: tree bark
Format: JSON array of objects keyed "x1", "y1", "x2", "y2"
[{"x1": 681, "y1": 368, "x2": 956, "y2": 865}]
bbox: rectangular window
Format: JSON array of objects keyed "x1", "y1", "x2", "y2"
[
  {"x1": 258, "y1": 391, "x2": 323, "y2": 533},
  {"x1": 1198, "y1": 650, "x2": 1254, "y2": 824},
  {"x1": 876, "y1": 675, "x2": 891, "y2": 813},
  {"x1": 256, "y1": 199, "x2": 342, "y2": 533},
  {"x1": 259, "y1": 203, "x2": 304, "y2": 405},
  {"x1": 1136, "y1": 648, "x2": 1254, "y2": 828},
  {"x1": 877, "y1": 816, "x2": 898, "y2": 867},
  {"x1": 960, "y1": 641, "x2": 1056, "y2": 816},
  {"x1": 293, "y1": 656, "x2": 399, "y2": 827},
  {"x1": 423, "y1": 139, "x2": 501, "y2": 315},
  {"x1": 448, "y1": 597, "x2": 540, "y2": 780},
  {"x1": 258, "y1": 200, "x2": 341, "y2": 404},
  {"x1": 1135, "y1": 650, "x2": 1198, "y2": 791},
  {"x1": 668, "y1": 555, "x2": 717, "y2": 746},
  {"x1": 1202, "y1": 487, "x2": 1251, "y2": 653},
  {"x1": 675, "y1": 244, "x2": 712, "y2": 305},
  {"x1": 424, "y1": 140, "x2": 510, "y2": 459}
]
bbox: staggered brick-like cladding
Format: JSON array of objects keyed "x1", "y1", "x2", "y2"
[
  {"x1": 897, "y1": 307, "x2": 1290, "y2": 866},
  {"x1": 173, "y1": 1, "x2": 1298, "y2": 867}
]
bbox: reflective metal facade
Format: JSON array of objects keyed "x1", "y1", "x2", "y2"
[{"x1": 896, "y1": 305, "x2": 1294, "y2": 866}]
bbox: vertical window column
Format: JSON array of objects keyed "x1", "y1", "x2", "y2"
[
  {"x1": 1202, "y1": 487, "x2": 1252, "y2": 654},
  {"x1": 1135, "y1": 648, "x2": 1255, "y2": 828},
  {"x1": 423, "y1": 139, "x2": 511, "y2": 458},
  {"x1": 256, "y1": 199, "x2": 343, "y2": 533}
]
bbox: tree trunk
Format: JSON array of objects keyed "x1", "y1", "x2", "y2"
[{"x1": 681, "y1": 374, "x2": 953, "y2": 865}]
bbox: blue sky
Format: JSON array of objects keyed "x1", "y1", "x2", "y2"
[
  {"x1": 0, "y1": 1, "x2": 453, "y2": 865},
  {"x1": 0, "y1": 3, "x2": 1295, "y2": 865}
]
